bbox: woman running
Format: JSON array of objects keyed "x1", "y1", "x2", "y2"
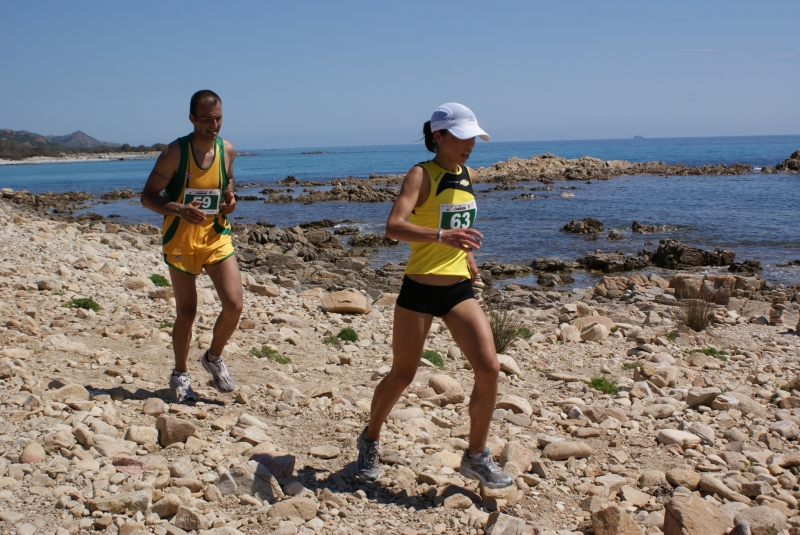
[{"x1": 356, "y1": 103, "x2": 512, "y2": 489}]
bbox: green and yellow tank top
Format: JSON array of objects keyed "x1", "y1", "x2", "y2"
[
  {"x1": 161, "y1": 135, "x2": 232, "y2": 254},
  {"x1": 405, "y1": 160, "x2": 476, "y2": 278}
]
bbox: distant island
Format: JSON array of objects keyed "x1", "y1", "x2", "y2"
[
  {"x1": 633, "y1": 135, "x2": 645, "y2": 139},
  {"x1": 0, "y1": 129, "x2": 165, "y2": 161}
]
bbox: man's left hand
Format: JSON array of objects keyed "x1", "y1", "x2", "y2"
[{"x1": 219, "y1": 192, "x2": 237, "y2": 215}]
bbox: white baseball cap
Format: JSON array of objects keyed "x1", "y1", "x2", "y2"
[{"x1": 430, "y1": 102, "x2": 490, "y2": 141}]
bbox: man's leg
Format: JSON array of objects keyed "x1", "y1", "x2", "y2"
[
  {"x1": 168, "y1": 266, "x2": 199, "y2": 373},
  {"x1": 203, "y1": 255, "x2": 243, "y2": 357}
]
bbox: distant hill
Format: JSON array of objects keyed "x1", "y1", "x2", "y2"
[
  {"x1": 0, "y1": 129, "x2": 120, "y2": 149},
  {"x1": 0, "y1": 129, "x2": 163, "y2": 161}
]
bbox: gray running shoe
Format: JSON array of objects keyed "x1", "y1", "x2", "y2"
[
  {"x1": 356, "y1": 428, "x2": 381, "y2": 481},
  {"x1": 459, "y1": 447, "x2": 513, "y2": 489},
  {"x1": 201, "y1": 350, "x2": 235, "y2": 393},
  {"x1": 169, "y1": 371, "x2": 197, "y2": 403}
]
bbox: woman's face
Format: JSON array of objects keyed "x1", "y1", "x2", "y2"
[{"x1": 434, "y1": 131, "x2": 476, "y2": 165}]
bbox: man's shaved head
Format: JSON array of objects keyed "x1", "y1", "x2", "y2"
[{"x1": 190, "y1": 90, "x2": 221, "y2": 117}]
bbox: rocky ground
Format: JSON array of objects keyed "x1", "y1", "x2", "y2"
[{"x1": 1, "y1": 196, "x2": 800, "y2": 535}]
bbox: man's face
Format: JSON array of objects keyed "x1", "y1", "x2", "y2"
[{"x1": 190, "y1": 100, "x2": 222, "y2": 140}]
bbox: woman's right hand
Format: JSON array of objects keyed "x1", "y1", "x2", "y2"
[
  {"x1": 177, "y1": 200, "x2": 207, "y2": 224},
  {"x1": 440, "y1": 227, "x2": 483, "y2": 251}
]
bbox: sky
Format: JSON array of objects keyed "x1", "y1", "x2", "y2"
[{"x1": 1, "y1": 1, "x2": 798, "y2": 149}]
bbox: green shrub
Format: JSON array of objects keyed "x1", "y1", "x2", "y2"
[
  {"x1": 421, "y1": 349, "x2": 444, "y2": 368},
  {"x1": 518, "y1": 327, "x2": 533, "y2": 340},
  {"x1": 149, "y1": 274, "x2": 171, "y2": 287},
  {"x1": 610, "y1": 326, "x2": 619, "y2": 333},
  {"x1": 665, "y1": 331, "x2": 677, "y2": 341},
  {"x1": 780, "y1": 385, "x2": 792, "y2": 392},
  {"x1": 63, "y1": 297, "x2": 101, "y2": 312},
  {"x1": 485, "y1": 296, "x2": 526, "y2": 353},
  {"x1": 590, "y1": 376, "x2": 618, "y2": 395},
  {"x1": 690, "y1": 347, "x2": 728, "y2": 361},
  {"x1": 622, "y1": 361, "x2": 644, "y2": 370},
  {"x1": 250, "y1": 345, "x2": 292, "y2": 364},
  {"x1": 159, "y1": 321, "x2": 174, "y2": 329},
  {"x1": 678, "y1": 287, "x2": 715, "y2": 332},
  {"x1": 323, "y1": 336, "x2": 342, "y2": 347},
  {"x1": 336, "y1": 327, "x2": 358, "y2": 342},
  {"x1": 533, "y1": 365, "x2": 554, "y2": 374}
]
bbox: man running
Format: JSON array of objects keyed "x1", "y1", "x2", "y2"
[{"x1": 141, "y1": 90, "x2": 242, "y2": 402}]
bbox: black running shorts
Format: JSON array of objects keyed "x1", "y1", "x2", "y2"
[{"x1": 396, "y1": 276, "x2": 475, "y2": 317}]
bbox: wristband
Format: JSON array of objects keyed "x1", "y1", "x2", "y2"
[{"x1": 437, "y1": 229, "x2": 443, "y2": 243}]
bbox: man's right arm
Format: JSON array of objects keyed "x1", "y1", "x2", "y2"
[{"x1": 141, "y1": 142, "x2": 206, "y2": 224}]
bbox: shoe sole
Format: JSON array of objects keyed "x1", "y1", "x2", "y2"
[
  {"x1": 200, "y1": 356, "x2": 235, "y2": 393},
  {"x1": 459, "y1": 465, "x2": 513, "y2": 489},
  {"x1": 356, "y1": 469, "x2": 380, "y2": 481}
]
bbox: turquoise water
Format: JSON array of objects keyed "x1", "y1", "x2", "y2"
[{"x1": 1, "y1": 135, "x2": 799, "y2": 286}]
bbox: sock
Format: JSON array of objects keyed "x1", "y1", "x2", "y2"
[
  {"x1": 362, "y1": 427, "x2": 378, "y2": 443},
  {"x1": 467, "y1": 448, "x2": 485, "y2": 459},
  {"x1": 172, "y1": 369, "x2": 187, "y2": 376},
  {"x1": 206, "y1": 350, "x2": 220, "y2": 362}
]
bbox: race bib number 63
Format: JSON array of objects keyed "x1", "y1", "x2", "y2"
[
  {"x1": 439, "y1": 201, "x2": 477, "y2": 230},
  {"x1": 183, "y1": 188, "x2": 221, "y2": 215}
]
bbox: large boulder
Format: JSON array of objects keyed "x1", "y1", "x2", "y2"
[
  {"x1": 663, "y1": 495, "x2": 727, "y2": 535},
  {"x1": 591, "y1": 505, "x2": 644, "y2": 535},
  {"x1": 155, "y1": 415, "x2": 197, "y2": 447},
  {"x1": 562, "y1": 217, "x2": 603, "y2": 234},
  {"x1": 734, "y1": 506, "x2": 787, "y2": 535},
  {"x1": 320, "y1": 290, "x2": 369, "y2": 314}
]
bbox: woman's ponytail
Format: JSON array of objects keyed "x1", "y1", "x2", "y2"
[{"x1": 423, "y1": 121, "x2": 437, "y2": 153}]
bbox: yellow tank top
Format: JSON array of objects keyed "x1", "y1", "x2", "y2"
[
  {"x1": 405, "y1": 160, "x2": 476, "y2": 278},
  {"x1": 161, "y1": 135, "x2": 232, "y2": 254}
]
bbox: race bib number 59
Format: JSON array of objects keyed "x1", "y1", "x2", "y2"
[
  {"x1": 183, "y1": 188, "x2": 221, "y2": 215},
  {"x1": 439, "y1": 201, "x2": 477, "y2": 230}
]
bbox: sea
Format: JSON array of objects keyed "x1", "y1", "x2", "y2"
[{"x1": 2, "y1": 135, "x2": 799, "y2": 289}]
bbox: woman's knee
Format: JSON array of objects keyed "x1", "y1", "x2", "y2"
[
  {"x1": 387, "y1": 368, "x2": 416, "y2": 389},
  {"x1": 471, "y1": 355, "x2": 500, "y2": 380}
]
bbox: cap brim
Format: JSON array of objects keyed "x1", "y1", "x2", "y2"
[{"x1": 448, "y1": 124, "x2": 490, "y2": 141}]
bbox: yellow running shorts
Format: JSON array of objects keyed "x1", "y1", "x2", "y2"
[{"x1": 163, "y1": 242, "x2": 235, "y2": 276}]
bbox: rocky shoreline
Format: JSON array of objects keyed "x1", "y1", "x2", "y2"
[{"x1": 1, "y1": 180, "x2": 800, "y2": 535}]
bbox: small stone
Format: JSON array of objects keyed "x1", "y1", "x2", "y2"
[
  {"x1": 663, "y1": 494, "x2": 727, "y2": 535},
  {"x1": 174, "y1": 505, "x2": 210, "y2": 531},
  {"x1": 156, "y1": 415, "x2": 196, "y2": 447},
  {"x1": 542, "y1": 441, "x2": 592, "y2": 460},
  {"x1": 666, "y1": 469, "x2": 701, "y2": 491},
  {"x1": 267, "y1": 496, "x2": 318, "y2": 521},
  {"x1": 142, "y1": 397, "x2": 167, "y2": 416},
  {"x1": 152, "y1": 494, "x2": 182, "y2": 518},
  {"x1": 19, "y1": 441, "x2": 46, "y2": 464},
  {"x1": 734, "y1": 506, "x2": 787, "y2": 535},
  {"x1": 309, "y1": 445, "x2": 340, "y2": 459},
  {"x1": 591, "y1": 505, "x2": 644, "y2": 535},
  {"x1": 657, "y1": 429, "x2": 702, "y2": 447},
  {"x1": 483, "y1": 512, "x2": 527, "y2": 534}
]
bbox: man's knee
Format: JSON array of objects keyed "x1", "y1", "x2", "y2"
[
  {"x1": 175, "y1": 301, "x2": 197, "y2": 321},
  {"x1": 221, "y1": 296, "x2": 243, "y2": 316}
]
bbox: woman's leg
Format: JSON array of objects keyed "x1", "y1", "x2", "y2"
[
  {"x1": 364, "y1": 305, "x2": 433, "y2": 441},
  {"x1": 442, "y1": 298, "x2": 500, "y2": 455}
]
